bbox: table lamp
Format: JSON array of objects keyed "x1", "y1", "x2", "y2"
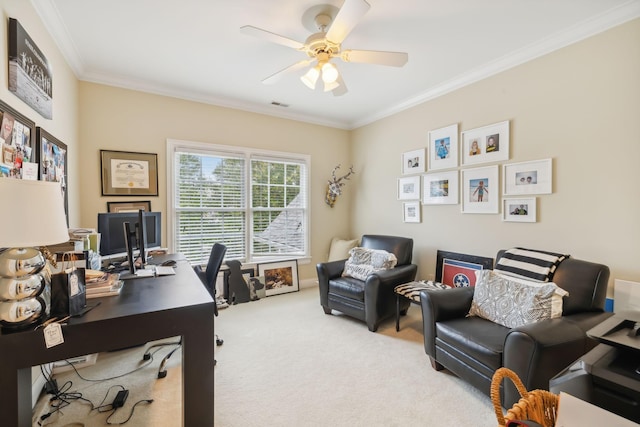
[{"x1": 0, "y1": 179, "x2": 69, "y2": 329}]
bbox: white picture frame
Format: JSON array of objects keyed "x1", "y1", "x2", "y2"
[
  {"x1": 402, "y1": 148, "x2": 426, "y2": 175},
  {"x1": 428, "y1": 123, "x2": 458, "y2": 171},
  {"x1": 503, "y1": 158, "x2": 552, "y2": 195},
  {"x1": 403, "y1": 202, "x2": 421, "y2": 223},
  {"x1": 461, "y1": 165, "x2": 499, "y2": 214},
  {"x1": 397, "y1": 175, "x2": 421, "y2": 200},
  {"x1": 503, "y1": 198, "x2": 537, "y2": 222},
  {"x1": 461, "y1": 120, "x2": 510, "y2": 166},
  {"x1": 422, "y1": 170, "x2": 458, "y2": 205}
]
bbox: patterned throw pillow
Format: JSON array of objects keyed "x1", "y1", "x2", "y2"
[
  {"x1": 342, "y1": 247, "x2": 398, "y2": 281},
  {"x1": 468, "y1": 270, "x2": 568, "y2": 328},
  {"x1": 494, "y1": 247, "x2": 569, "y2": 282}
]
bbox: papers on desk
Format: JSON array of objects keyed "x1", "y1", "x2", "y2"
[
  {"x1": 85, "y1": 272, "x2": 123, "y2": 298},
  {"x1": 555, "y1": 392, "x2": 638, "y2": 426},
  {"x1": 155, "y1": 266, "x2": 176, "y2": 276}
]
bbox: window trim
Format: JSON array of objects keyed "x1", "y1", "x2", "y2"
[{"x1": 166, "y1": 139, "x2": 311, "y2": 264}]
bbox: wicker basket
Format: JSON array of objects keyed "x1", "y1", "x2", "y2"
[{"x1": 491, "y1": 367, "x2": 560, "y2": 427}]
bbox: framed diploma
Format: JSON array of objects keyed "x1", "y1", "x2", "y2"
[{"x1": 100, "y1": 150, "x2": 158, "y2": 196}]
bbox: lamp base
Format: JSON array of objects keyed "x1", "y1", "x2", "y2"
[{"x1": 0, "y1": 247, "x2": 46, "y2": 278}]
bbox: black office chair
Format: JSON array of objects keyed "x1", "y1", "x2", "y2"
[{"x1": 143, "y1": 243, "x2": 227, "y2": 377}]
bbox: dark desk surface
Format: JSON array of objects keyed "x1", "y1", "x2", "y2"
[{"x1": 0, "y1": 253, "x2": 215, "y2": 427}]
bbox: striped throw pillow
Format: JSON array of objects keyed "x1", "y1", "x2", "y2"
[{"x1": 494, "y1": 248, "x2": 569, "y2": 282}]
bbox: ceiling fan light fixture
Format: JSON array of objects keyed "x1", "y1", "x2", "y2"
[
  {"x1": 323, "y1": 80, "x2": 340, "y2": 92},
  {"x1": 301, "y1": 66, "x2": 320, "y2": 89},
  {"x1": 321, "y1": 62, "x2": 339, "y2": 84}
]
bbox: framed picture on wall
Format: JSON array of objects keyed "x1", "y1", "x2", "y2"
[
  {"x1": 461, "y1": 165, "x2": 499, "y2": 214},
  {"x1": 503, "y1": 159, "x2": 552, "y2": 195},
  {"x1": 402, "y1": 148, "x2": 426, "y2": 175},
  {"x1": 36, "y1": 127, "x2": 68, "y2": 224},
  {"x1": 0, "y1": 99, "x2": 36, "y2": 179},
  {"x1": 461, "y1": 120, "x2": 509, "y2": 166},
  {"x1": 428, "y1": 123, "x2": 458, "y2": 171},
  {"x1": 107, "y1": 200, "x2": 152, "y2": 213},
  {"x1": 100, "y1": 150, "x2": 159, "y2": 196},
  {"x1": 423, "y1": 170, "x2": 458, "y2": 205},
  {"x1": 503, "y1": 197, "x2": 537, "y2": 223},
  {"x1": 397, "y1": 175, "x2": 421, "y2": 200},
  {"x1": 403, "y1": 201, "x2": 421, "y2": 223},
  {"x1": 8, "y1": 18, "x2": 53, "y2": 119}
]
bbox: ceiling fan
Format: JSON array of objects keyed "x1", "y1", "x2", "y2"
[{"x1": 240, "y1": 0, "x2": 408, "y2": 96}]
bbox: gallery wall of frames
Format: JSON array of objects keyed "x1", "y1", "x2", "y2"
[
  {"x1": 1, "y1": 18, "x2": 68, "y2": 222},
  {"x1": 398, "y1": 120, "x2": 552, "y2": 224}
]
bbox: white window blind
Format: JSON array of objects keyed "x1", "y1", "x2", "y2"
[{"x1": 168, "y1": 140, "x2": 309, "y2": 265}]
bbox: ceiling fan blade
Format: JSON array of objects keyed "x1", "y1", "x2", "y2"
[
  {"x1": 332, "y1": 75, "x2": 348, "y2": 97},
  {"x1": 340, "y1": 49, "x2": 408, "y2": 67},
  {"x1": 325, "y1": 0, "x2": 370, "y2": 44},
  {"x1": 240, "y1": 25, "x2": 304, "y2": 50},
  {"x1": 262, "y1": 59, "x2": 314, "y2": 85}
]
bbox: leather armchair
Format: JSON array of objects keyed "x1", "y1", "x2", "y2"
[
  {"x1": 317, "y1": 235, "x2": 418, "y2": 332},
  {"x1": 420, "y1": 250, "x2": 612, "y2": 408}
]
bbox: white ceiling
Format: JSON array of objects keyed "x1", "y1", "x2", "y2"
[{"x1": 32, "y1": 0, "x2": 639, "y2": 129}]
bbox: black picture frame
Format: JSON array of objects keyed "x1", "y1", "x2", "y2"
[
  {"x1": 36, "y1": 127, "x2": 68, "y2": 225},
  {"x1": 0, "y1": 99, "x2": 36, "y2": 179},
  {"x1": 107, "y1": 200, "x2": 152, "y2": 213},
  {"x1": 8, "y1": 18, "x2": 53, "y2": 119},
  {"x1": 100, "y1": 150, "x2": 159, "y2": 196},
  {"x1": 223, "y1": 267, "x2": 255, "y2": 301},
  {"x1": 435, "y1": 250, "x2": 494, "y2": 287}
]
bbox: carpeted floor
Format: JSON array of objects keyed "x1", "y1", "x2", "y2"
[{"x1": 33, "y1": 286, "x2": 498, "y2": 426}]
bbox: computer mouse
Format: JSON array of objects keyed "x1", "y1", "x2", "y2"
[{"x1": 161, "y1": 259, "x2": 177, "y2": 267}]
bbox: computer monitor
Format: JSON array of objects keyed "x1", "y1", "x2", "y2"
[
  {"x1": 97, "y1": 211, "x2": 162, "y2": 259},
  {"x1": 123, "y1": 221, "x2": 137, "y2": 274}
]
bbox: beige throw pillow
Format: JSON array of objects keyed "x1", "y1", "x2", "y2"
[
  {"x1": 328, "y1": 237, "x2": 359, "y2": 262},
  {"x1": 468, "y1": 270, "x2": 568, "y2": 328}
]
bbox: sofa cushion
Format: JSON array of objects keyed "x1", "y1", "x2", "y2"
[
  {"x1": 468, "y1": 270, "x2": 569, "y2": 328},
  {"x1": 436, "y1": 316, "x2": 509, "y2": 371},
  {"x1": 494, "y1": 247, "x2": 569, "y2": 282},
  {"x1": 342, "y1": 247, "x2": 397, "y2": 281},
  {"x1": 328, "y1": 237, "x2": 359, "y2": 262}
]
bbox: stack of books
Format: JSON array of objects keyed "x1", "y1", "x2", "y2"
[{"x1": 85, "y1": 270, "x2": 124, "y2": 298}]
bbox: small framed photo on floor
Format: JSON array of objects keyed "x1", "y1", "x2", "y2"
[{"x1": 257, "y1": 260, "x2": 299, "y2": 296}]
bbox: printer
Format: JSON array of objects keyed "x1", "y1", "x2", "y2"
[{"x1": 550, "y1": 311, "x2": 640, "y2": 423}]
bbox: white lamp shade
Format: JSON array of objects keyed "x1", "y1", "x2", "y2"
[
  {"x1": 300, "y1": 67, "x2": 320, "y2": 89},
  {"x1": 321, "y1": 62, "x2": 339, "y2": 84},
  {"x1": 323, "y1": 80, "x2": 340, "y2": 92},
  {"x1": 0, "y1": 179, "x2": 68, "y2": 247}
]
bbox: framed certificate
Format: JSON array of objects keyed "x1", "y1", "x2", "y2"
[{"x1": 100, "y1": 150, "x2": 158, "y2": 196}]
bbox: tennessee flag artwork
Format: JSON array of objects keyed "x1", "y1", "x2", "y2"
[{"x1": 441, "y1": 259, "x2": 484, "y2": 287}]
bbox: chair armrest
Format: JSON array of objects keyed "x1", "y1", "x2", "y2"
[
  {"x1": 363, "y1": 264, "x2": 418, "y2": 330},
  {"x1": 420, "y1": 287, "x2": 474, "y2": 357},
  {"x1": 316, "y1": 260, "x2": 347, "y2": 306},
  {"x1": 503, "y1": 311, "x2": 612, "y2": 407}
]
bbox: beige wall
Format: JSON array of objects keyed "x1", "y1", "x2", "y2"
[
  {"x1": 351, "y1": 19, "x2": 640, "y2": 291},
  {"x1": 78, "y1": 83, "x2": 351, "y2": 280},
  {"x1": 0, "y1": 0, "x2": 80, "y2": 224}
]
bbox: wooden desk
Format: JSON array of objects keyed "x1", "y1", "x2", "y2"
[{"x1": 0, "y1": 254, "x2": 214, "y2": 427}]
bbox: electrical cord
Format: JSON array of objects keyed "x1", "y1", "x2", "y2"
[{"x1": 105, "y1": 399, "x2": 154, "y2": 425}]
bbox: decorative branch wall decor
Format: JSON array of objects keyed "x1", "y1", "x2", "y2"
[{"x1": 325, "y1": 164, "x2": 354, "y2": 208}]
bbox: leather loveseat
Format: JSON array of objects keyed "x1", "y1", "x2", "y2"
[
  {"x1": 317, "y1": 235, "x2": 417, "y2": 332},
  {"x1": 420, "y1": 250, "x2": 612, "y2": 408}
]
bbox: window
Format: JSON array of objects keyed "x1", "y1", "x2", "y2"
[{"x1": 167, "y1": 140, "x2": 309, "y2": 265}]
